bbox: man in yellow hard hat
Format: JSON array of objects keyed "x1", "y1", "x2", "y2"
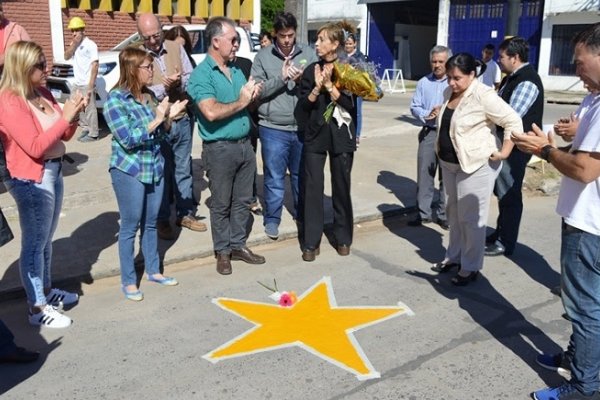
[{"x1": 65, "y1": 16, "x2": 99, "y2": 142}]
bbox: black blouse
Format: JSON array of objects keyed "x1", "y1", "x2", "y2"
[
  {"x1": 438, "y1": 107, "x2": 459, "y2": 164},
  {"x1": 295, "y1": 60, "x2": 356, "y2": 153}
]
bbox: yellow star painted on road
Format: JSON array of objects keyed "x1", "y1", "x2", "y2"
[{"x1": 203, "y1": 277, "x2": 413, "y2": 380}]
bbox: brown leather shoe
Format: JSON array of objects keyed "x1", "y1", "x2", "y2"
[
  {"x1": 157, "y1": 220, "x2": 175, "y2": 240},
  {"x1": 336, "y1": 244, "x2": 350, "y2": 256},
  {"x1": 302, "y1": 247, "x2": 320, "y2": 262},
  {"x1": 176, "y1": 215, "x2": 207, "y2": 232},
  {"x1": 231, "y1": 246, "x2": 266, "y2": 264},
  {"x1": 216, "y1": 253, "x2": 232, "y2": 275}
]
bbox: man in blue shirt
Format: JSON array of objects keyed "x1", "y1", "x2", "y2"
[
  {"x1": 409, "y1": 45, "x2": 451, "y2": 230},
  {"x1": 188, "y1": 17, "x2": 265, "y2": 275}
]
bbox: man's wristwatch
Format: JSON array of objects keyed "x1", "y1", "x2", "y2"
[{"x1": 540, "y1": 144, "x2": 554, "y2": 161}]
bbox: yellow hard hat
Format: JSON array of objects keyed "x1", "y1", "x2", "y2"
[{"x1": 68, "y1": 17, "x2": 86, "y2": 30}]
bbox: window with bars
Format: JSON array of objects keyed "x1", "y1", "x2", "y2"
[{"x1": 549, "y1": 24, "x2": 591, "y2": 76}]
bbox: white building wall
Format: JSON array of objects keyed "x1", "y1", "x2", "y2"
[
  {"x1": 307, "y1": 0, "x2": 369, "y2": 53},
  {"x1": 545, "y1": 0, "x2": 599, "y2": 13},
  {"x1": 538, "y1": 10, "x2": 599, "y2": 91}
]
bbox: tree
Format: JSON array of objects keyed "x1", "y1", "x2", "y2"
[{"x1": 261, "y1": 0, "x2": 284, "y2": 32}]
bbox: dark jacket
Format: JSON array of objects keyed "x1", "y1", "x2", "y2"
[
  {"x1": 498, "y1": 63, "x2": 544, "y2": 134},
  {"x1": 295, "y1": 60, "x2": 356, "y2": 153}
]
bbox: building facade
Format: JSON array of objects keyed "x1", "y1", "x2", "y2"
[
  {"x1": 363, "y1": 0, "x2": 594, "y2": 91},
  {"x1": 3, "y1": 0, "x2": 259, "y2": 64}
]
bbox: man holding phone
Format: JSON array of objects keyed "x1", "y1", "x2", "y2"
[
  {"x1": 64, "y1": 17, "x2": 99, "y2": 142},
  {"x1": 250, "y1": 12, "x2": 318, "y2": 240}
]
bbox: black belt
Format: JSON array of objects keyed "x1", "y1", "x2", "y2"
[
  {"x1": 562, "y1": 220, "x2": 584, "y2": 234},
  {"x1": 44, "y1": 155, "x2": 74, "y2": 164},
  {"x1": 204, "y1": 136, "x2": 248, "y2": 145}
]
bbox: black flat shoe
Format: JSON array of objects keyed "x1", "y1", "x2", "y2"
[
  {"x1": 431, "y1": 261, "x2": 461, "y2": 273},
  {"x1": 451, "y1": 271, "x2": 479, "y2": 286}
]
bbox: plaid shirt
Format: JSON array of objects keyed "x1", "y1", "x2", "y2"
[
  {"x1": 498, "y1": 64, "x2": 540, "y2": 118},
  {"x1": 103, "y1": 88, "x2": 164, "y2": 184}
]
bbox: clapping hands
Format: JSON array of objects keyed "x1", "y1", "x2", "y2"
[{"x1": 240, "y1": 77, "x2": 263, "y2": 105}]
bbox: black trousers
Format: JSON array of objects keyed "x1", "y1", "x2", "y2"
[
  {"x1": 302, "y1": 151, "x2": 354, "y2": 249},
  {"x1": 489, "y1": 148, "x2": 532, "y2": 254}
]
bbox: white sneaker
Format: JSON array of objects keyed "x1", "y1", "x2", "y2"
[
  {"x1": 46, "y1": 288, "x2": 79, "y2": 307},
  {"x1": 29, "y1": 305, "x2": 72, "y2": 328}
]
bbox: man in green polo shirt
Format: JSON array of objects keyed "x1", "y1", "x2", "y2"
[{"x1": 188, "y1": 16, "x2": 265, "y2": 275}]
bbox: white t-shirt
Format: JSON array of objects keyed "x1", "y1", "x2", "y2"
[
  {"x1": 479, "y1": 59, "x2": 501, "y2": 88},
  {"x1": 556, "y1": 94, "x2": 600, "y2": 236},
  {"x1": 72, "y1": 36, "x2": 98, "y2": 86}
]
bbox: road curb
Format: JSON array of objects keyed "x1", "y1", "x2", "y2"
[{"x1": 0, "y1": 205, "x2": 418, "y2": 303}]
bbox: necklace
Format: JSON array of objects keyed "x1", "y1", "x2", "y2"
[{"x1": 30, "y1": 92, "x2": 46, "y2": 111}]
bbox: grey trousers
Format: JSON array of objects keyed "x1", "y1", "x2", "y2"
[
  {"x1": 202, "y1": 138, "x2": 256, "y2": 254},
  {"x1": 441, "y1": 159, "x2": 501, "y2": 272},
  {"x1": 417, "y1": 127, "x2": 446, "y2": 221},
  {"x1": 72, "y1": 85, "x2": 99, "y2": 138}
]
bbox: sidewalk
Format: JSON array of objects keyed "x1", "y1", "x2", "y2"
[
  {"x1": 0, "y1": 87, "x2": 578, "y2": 298},
  {"x1": 0, "y1": 92, "x2": 421, "y2": 298}
]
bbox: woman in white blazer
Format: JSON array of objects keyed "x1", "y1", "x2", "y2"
[{"x1": 430, "y1": 53, "x2": 523, "y2": 286}]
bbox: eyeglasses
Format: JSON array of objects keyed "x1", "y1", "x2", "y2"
[
  {"x1": 138, "y1": 64, "x2": 154, "y2": 71},
  {"x1": 219, "y1": 35, "x2": 239, "y2": 45},
  {"x1": 33, "y1": 61, "x2": 47, "y2": 71},
  {"x1": 141, "y1": 32, "x2": 162, "y2": 42}
]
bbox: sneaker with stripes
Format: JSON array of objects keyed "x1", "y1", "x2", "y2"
[
  {"x1": 28, "y1": 305, "x2": 72, "y2": 328},
  {"x1": 46, "y1": 288, "x2": 79, "y2": 307}
]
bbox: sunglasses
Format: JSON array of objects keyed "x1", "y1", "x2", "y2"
[
  {"x1": 138, "y1": 64, "x2": 154, "y2": 71},
  {"x1": 141, "y1": 32, "x2": 162, "y2": 42},
  {"x1": 33, "y1": 61, "x2": 47, "y2": 71}
]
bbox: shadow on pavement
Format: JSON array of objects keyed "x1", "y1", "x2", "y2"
[
  {"x1": 2, "y1": 212, "x2": 120, "y2": 298},
  {"x1": 0, "y1": 314, "x2": 62, "y2": 396},
  {"x1": 406, "y1": 269, "x2": 563, "y2": 387},
  {"x1": 507, "y1": 242, "x2": 561, "y2": 292}
]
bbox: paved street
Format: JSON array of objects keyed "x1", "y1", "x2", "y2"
[
  {"x1": 0, "y1": 92, "x2": 580, "y2": 398},
  {"x1": 1, "y1": 205, "x2": 568, "y2": 399}
]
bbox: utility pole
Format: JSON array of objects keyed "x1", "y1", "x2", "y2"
[
  {"x1": 285, "y1": 0, "x2": 308, "y2": 43},
  {"x1": 505, "y1": 0, "x2": 520, "y2": 37}
]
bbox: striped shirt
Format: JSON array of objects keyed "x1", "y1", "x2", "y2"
[{"x1": 103, "y1": 88, "x2": 165, "y2": 184}]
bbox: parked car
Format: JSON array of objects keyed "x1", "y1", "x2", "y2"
[
  {"x1": 250, "y1": 32, "x2": 261, "y2": 51},
  {"x1": 47, "y1": 24, "x2": 256, "y2": 109}
]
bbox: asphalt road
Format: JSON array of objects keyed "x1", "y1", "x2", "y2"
[{"x1": 1, "y1": 196, "x2": 569, "y2": 399}]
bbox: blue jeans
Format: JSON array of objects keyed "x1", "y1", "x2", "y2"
[
  {"x1": 158, "y1": 114, "x2": 195, "y2": 221},
  {"x1": 202, "y1": 138, "x2": 255, "y2": 253},
  {"x1": 356, "y1": 97, "x2": 363, "y2": 138},
  {"x1": 259, "y1": 126, "x2": 303, "y2": 226},
  {"x1": 110, "y1": 168, "x2": 163, "y2": 286},
  {"x1": 5, "y1": 161, "x2": 63, "y2": 306},
  {"x1": 561, "y1": 222, "x2": 600, "y2": 394}
]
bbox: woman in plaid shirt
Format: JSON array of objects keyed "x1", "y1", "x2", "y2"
[{"x1": 103, "y1": 47, "x2": 187, "y2": 301}]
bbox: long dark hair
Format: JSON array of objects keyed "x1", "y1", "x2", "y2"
[
  {"x1": 164, "y1": 25, "x2": 193, "y2": 56},
  {"x1": 445, "y1": 52, "x2": 486, "y2": 77}
]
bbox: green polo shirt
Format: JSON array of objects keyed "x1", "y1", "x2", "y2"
[{"x1": 187, "y1": 54, "x2": 250, "y2": 142}]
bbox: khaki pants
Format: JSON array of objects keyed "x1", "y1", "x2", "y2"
[
  {"x1": 441, "y1": 159, "x2": 501, "y2": 272},
  {"x1": 72, "y1": 85, "x2": 99, "y2": 138}
]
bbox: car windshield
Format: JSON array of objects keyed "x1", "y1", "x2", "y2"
[{"x1": 112, "y1": 29, "x2": 208, "y2": 54}]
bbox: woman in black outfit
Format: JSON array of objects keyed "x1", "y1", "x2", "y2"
[{"x1": 295, "y1": 21, "x2": 356, "y2": 262}]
